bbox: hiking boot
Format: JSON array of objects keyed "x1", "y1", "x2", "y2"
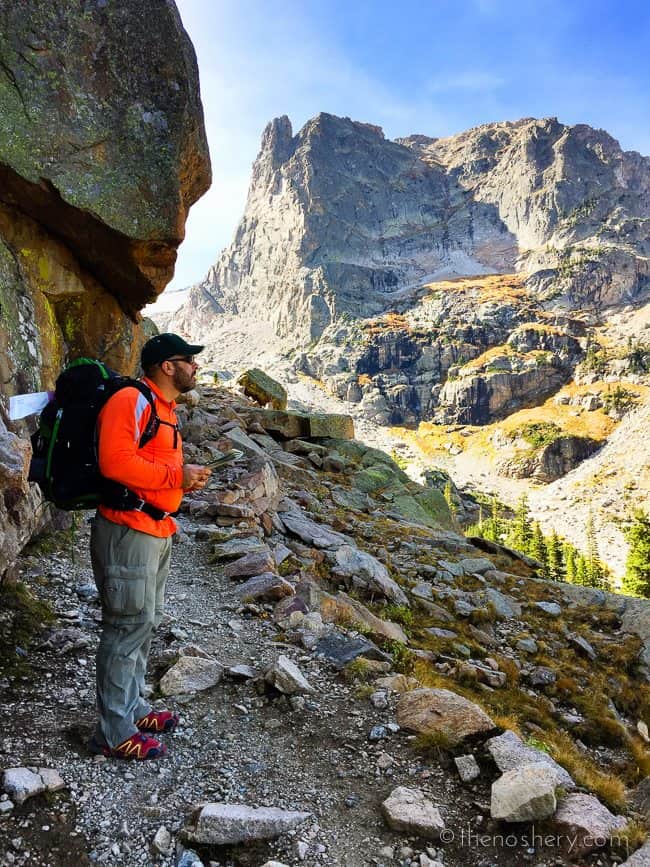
[
  {"x1": 135, "y1": 710, "x2": 180, "y2": 733},
  {"x1": 90, "y1": 732, "x2": 167, "y2": 760}
]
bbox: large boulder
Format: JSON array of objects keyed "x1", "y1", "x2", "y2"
[
  {"x1": 237, "y1": 368, "x2": 288, "y2": 410},
  {"x1": 159, "y1": 656, "x2": 223, "y2": 696},
  {"x1": 619, "y1": 840, "x2": 650, "y2": 866},
  {"x1": 326, "y1": 592, "x2": 408, "y2": 645},
  {"x1": 397, "y1": 688, "x2": 496, "y2": 746},
  {"x1": 0, "y1": 0, "x2": 210, "y2": 578},
  {"x1": 332, "y1": 544, "x2": 409, "y2": 605},
  {"x1": 552, "y1": 793, "x2": 626, "y2": 855},
  {"x1": 0, "y1": 0, "x2": 210, "y2": 315},
  {"x1": 486, "y1": 730, "x2": 574, "y2": 789},
  {"x1": 381, "y1": 787, "x2": 445, "y2": 838},
  {"x1": 0, "y1": 420, "x2": 47, "y2": 578},
  {"x1": 245, "y1": 408, "x2": 354, "y2": 440},
  {"x1": 491, "y1": 763, "x2": 559, "y2": 822},
  {"x1": 185, "y1": 803, "x2": 311, "y2": 846}
]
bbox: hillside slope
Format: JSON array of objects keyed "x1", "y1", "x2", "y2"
[{"x1": 3, "y1": 383, "x2": 650, "y2": 866}]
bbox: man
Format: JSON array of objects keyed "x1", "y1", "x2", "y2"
[{"x1": 89, "y1": 333, "x2": 211, "y2": 760}]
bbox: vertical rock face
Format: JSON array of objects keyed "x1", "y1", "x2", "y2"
[
  {"x1": 174, "y1": 113, "x2": 649, "y2": 348},
  {"x1": 417, "y1": 118, "x2": 650, "y2": 307},
  {"x1": 0, "y1": 0, "x2": 211, "y2": 578}
]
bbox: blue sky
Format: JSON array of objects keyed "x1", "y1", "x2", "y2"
[{"x1": 169, "y1": 0, "x2": 650, "y2": 293}]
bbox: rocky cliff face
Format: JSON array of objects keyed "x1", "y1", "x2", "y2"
[
  {"x1": 174, "y1": 113, "x2": 649, "y2": 348},
  {"x1": 294, "y1": 274, "x2": 588, "y2": 427},
  {"x1": 0, "y1": 0, "x2": 210, "y2": 578},
  {"x1": 417, "y1": 119, "x2": 650, "y2": 308}
]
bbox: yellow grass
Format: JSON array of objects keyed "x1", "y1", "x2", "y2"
[
  {"x1": 459, "y1": 343, "x2": 515, "y2": 373},
  {"x1": 545, "y1": 730, "x2": 628, "y2": 812},
  {"x1": 421, "y1": 273, "x2": 526, "y2": 304},
  {"x1": 362, "y1": 311, "x2": 411, "y2": 334}
]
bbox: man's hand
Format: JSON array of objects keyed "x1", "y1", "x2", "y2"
[{"x1": 182, "y1": 463, "x2": 212, "y2": 491}]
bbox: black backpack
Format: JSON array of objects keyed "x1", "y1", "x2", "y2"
[{"x1": 29, "y1": 358, "x2": 160, "y2": 512}]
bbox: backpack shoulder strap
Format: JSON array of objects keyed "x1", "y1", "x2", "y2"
[{"x1": 117, "y1": 379, "x2": 160, "y2": 448}]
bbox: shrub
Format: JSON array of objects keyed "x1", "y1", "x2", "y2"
[
  {"x1": 610, "y1": 823, "x2": 648, "y2": 861},
  {"x1": 382, "y1": 604, "x2": 414, "y2": 631},
  {"x1": 415, "y1": 730, "x2": 452, "y2": 758},
  {"x1": 546, "y1": 730, "x2": 627, "y2": 812},
  {"x1": 386, "y1": 641, "x2": 416, "y2": 674},
  {"x1": 513, "y1": 421, "x2": 563, "y2": 449},
  {"x1": 603, "y1": 385, "x2": 638, "y2": 416},
  {"x1": 623, "y1": 511, "x2": 650, "y2": 598},
  {"x1": 343, "y1": 658, "x2": 374, "y2": 683}
]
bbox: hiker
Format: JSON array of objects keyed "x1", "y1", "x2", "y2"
[{"x1": 89, "y1": 333, "x2": 211, "y2": 760}]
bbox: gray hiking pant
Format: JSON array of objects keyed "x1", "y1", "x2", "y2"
[{"x1": 90, "y1": 513, "x2": 172, "y2": 748}]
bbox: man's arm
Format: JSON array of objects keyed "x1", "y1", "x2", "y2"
[{"x1": 97, "y1": 388, "x2": 183, "y2": 490}]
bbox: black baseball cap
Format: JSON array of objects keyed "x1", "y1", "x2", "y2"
[{"x1": 141, "y1": 333, "x2": 205, "y2": 368}]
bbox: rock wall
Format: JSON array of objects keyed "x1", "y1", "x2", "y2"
[
  {"x1": 294, "y1": 275, "x2": 587, "y2": 426},
  {"x1": 173, "y1": 113, "x2": 519, "y2": 344},
  {"x1": 416, "y1": 118, "x2": 650, "y2": 309},
  {"x1": 0, "y1": 0, "x2": 211, "y2": 578}
]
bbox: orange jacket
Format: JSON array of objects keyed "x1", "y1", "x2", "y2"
[{"x1": 97, "y1": 377, "x2": 184, "y2": 537}]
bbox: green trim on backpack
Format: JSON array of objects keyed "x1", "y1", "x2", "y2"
[
  {"x1": 44, "y1": 408, "x2": 63, "y2": 499},
  {"x1": 67, "y1": 357, "x2": 111, "y2": 379}
]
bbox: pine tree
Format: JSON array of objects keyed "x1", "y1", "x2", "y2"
[
  {"x1": 585, "y1": 509, "x2": 605, "y2": 588},
  {"x1": 564, "y1": 544, "x2": 576, "y2": 583},
  {"x1": 530, "y1": 522, "x2": 548, "y2": 577},
  {"x1": 623, "y1": 510, "x2": 650, "y2": 598},
  {"x1": 507, "y1": 494, "x2": 532, "y2": 554},
  {"x1": 546, "y1": 530, "x2": 564, "y2": 582},
  {"x1": 575, "y1": 555, "x2": 588, "y2": 585},
  {"x1": 480, "y1": 496, "x2": 501, "y2": 543},
  {"x1": 444, "y1": 480, "x2": 459, "y2": 527}
]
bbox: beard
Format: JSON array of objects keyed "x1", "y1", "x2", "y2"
[{"x1": 172, "y1": 366, "x2": 196, "y2": 394}]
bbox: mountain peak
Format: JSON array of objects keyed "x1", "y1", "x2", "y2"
[{"x1": 172, "y1": 112, "x2": 649, "y2": 346}]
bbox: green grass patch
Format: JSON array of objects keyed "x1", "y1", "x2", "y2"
[
  {"x1": 0, "y1": 581, "x2": 55, "y2": 679},
  {"x1": 512, "y1": 421, "x2": 563, "y2": 449}
]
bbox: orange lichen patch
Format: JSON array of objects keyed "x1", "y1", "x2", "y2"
[
  {"x1": 421, "y1": 273, "x2": 526, "y2": 304},
  {"x1": 358, "y1": 374, "x2": 373, "y2": 386}
]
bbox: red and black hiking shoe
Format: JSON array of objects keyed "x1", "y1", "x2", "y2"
[
  {"x1": 90, "y1": 732, "x2": 167, "y2": 760},
  {"x1": 135, "y1": 710, "x2": 180, "y2": 734}
]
